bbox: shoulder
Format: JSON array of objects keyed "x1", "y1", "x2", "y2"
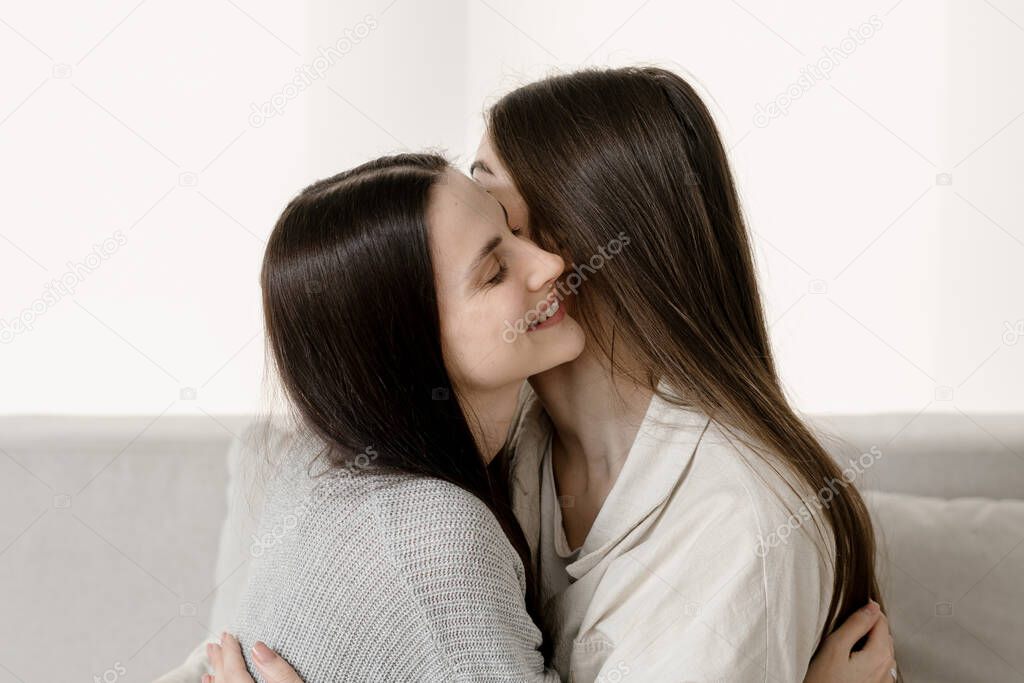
[
  {"x1": 238, "y1": 471, "x2": 541, "y2": 682},
  {"x1": 257, "y1": 465, "x2": 514, "y2": 561},
  {"x1": 690, "y1": 420, "x2": 836, "y2": 561},
  {"x1": 300, "y1": 471, "x2": 514, "y2": 549},
  {"x1": 677, "y1": 420, "x2": 836, "y2": 643},
  {"x1": 370, "y1": 475, "x2": 508, "y2": 534},
  {"x1": 250, "y1": 470, "x2": 529, "y2": 614},
  {"x1": 369, "y1": 476, "x2": 527, "y2": 582}
]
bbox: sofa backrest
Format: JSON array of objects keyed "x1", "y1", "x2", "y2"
[{"x1": 810, "y1": 412, "x2": 1024, "y2": 500}]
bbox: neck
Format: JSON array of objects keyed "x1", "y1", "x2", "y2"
[
  {"x1": 460, "y1": 382, "x2": 523, "y2": 463},
  {"x1": 529, "y1": 341, "x2": 654, "y2": 488}
]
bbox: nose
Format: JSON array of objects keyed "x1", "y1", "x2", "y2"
[{"x1": 521, "y1": 240, "x2": 565, "y2": 293}]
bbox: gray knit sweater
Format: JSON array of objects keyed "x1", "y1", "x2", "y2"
[{"x1": 231, "y1": 446, "x2": 558, "y2": 683}]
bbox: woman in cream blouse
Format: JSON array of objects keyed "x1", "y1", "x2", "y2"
[{"x1": 466, "y1": 66, "x2": 895, "y2": 681}]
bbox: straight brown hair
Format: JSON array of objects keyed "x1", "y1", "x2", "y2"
[{"x1": 487, "y1": 66, "x2": 885, "y2": 650}]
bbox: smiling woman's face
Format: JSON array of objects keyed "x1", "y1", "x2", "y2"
[{"x1": 428, "y1": 167, "x2": 585, "y2": 396}]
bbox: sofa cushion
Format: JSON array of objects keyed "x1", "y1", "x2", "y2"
[{"x1": 866, "y1": 490, "x2": 1024, "y2": 683}]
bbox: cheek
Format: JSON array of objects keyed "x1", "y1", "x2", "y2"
[
  {"x1": 508, "y1": 204, "x2": 530, "y2": 235},
  {"x1": 492, "y1": 186, "x2": 529, "y2": 230},
  {"x1": 508, "y1": 206, "x2": 528, "y2": 231},
  {"x1": 442, "y1": 299, "x2": 524, "y2": 387}
]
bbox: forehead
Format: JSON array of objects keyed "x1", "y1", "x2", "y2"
[
  {"x1": 427, "y1": 169, "x2": 499, "y2": 272},
  {"x1": 432, "y1": 168, "x2": 494, "y2": 220}
]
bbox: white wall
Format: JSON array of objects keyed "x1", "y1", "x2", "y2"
[
  {"x1": 1, "y1": 0, "x2": 1020, "y2": 415},
  {"x1": 0, "y1": 1, "x2": 315, "y2": 415}
]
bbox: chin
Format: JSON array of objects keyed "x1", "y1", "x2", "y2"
[{"x1": 532, "y1": 319, "x2": 586, "y2": 371}]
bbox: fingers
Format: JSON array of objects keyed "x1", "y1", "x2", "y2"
[
  {"x1": 828, "y1": 600, "x2": 882, "y2": 653},
  {"x1": 207, "y1": 640, "x2": 223, "y2": 674},
  {"x1": 857, "y1": 611, "x2": 897, "y2": 682},
  {"x1": 856, "y1": 610, "x2": 896, "y2": 682},
  {"x1": 207, "y1": 633, "x2": 256, "y2": 683},
  {"x1": 205, "y1": 632, "x2": 302, "y2": 683},
  {"x1": 220, "y1": 633, "x2": 250, "y2": 678},
  {"x1": 861, "y1": 611, "x2": 893, "y2": 658},
  {"x1": 252, "y1": 641, "x2": 305, "y2": 683},
  {"x1": 872, "y1": 658, "x2": 898, "y2": 683}
]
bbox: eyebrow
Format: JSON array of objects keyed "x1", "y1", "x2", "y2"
[
  {"x1": 469, "y1": 160, "x2": 492, "y2": 176},
  {"x1": 470, "y1": 235, "x2": 502, "y2": 274}
]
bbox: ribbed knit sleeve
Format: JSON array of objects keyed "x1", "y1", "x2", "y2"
[{"x1": 231, "y1": 463, "x2": 559, "y2": 683}]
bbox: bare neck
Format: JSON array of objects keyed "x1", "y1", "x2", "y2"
[{"x1": 528, "y1": 343, "x2": 654, "y2": 490}]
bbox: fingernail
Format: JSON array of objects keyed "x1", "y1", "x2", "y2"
[
  {"x1": 863, "y1": 601, "x2": 880, "y2": 614},
  {"x1": 252, "y1": 641, "x2": 275, "y2": 664}
]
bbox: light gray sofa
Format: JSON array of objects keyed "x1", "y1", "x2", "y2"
[
  {"x1": 813, "y1": 413, "x2": 1024, "y2": 682},
  {"x1": 0, "y1": 411, "x2": 1021, "y2": 683}
]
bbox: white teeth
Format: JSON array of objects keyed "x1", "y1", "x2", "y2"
[{"x1": 529, "y1": 299, "x2": 559, "y2": 329}]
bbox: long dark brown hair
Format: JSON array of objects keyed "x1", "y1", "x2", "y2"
[
  {"x1": 487, "y1": 66, "x2": 884, "y2": 648},
  {"x1": 259, "y1": 153, "x2": 547, "y2": 650}
]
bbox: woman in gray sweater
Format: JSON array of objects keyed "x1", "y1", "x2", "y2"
[{"x1": 222, "y1": 152, "x2": 580, "y2": 682}]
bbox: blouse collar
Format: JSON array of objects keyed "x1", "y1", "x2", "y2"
[{"x1": 509, "y1": 379, "x2": 711, "y2": 576}]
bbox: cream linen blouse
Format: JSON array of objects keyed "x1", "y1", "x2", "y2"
[{"x1": 508, "y1": 383, "x2": 836, "y2": 683}]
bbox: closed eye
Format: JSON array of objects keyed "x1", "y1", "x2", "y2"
[
  {"x1": 497, "y1": 200, "x2": 510, "y2": 225},
  {"x1": 486, "y1": 260, "x2": 508, "y2": 286}
]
